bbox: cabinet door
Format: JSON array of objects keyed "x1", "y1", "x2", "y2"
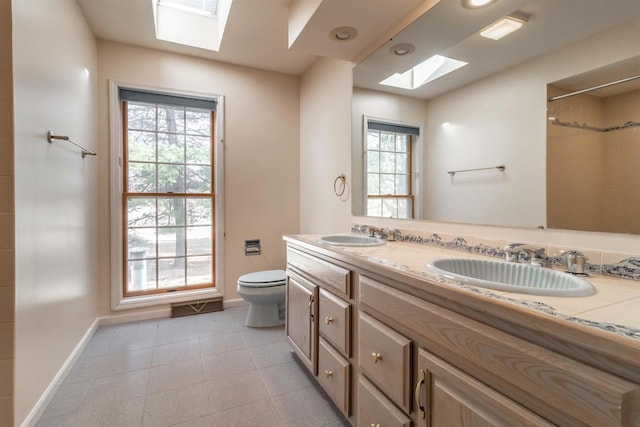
[
  {"x1": 416, "y1": 349, "x2": 554, "y2": 427},
  {"x1": 286, "y1": 272, "x2": 318, "y2": 374}
]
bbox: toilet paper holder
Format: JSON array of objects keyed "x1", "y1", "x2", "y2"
[{"x1": 245, "y1": 239, "x2": 261, "y2": 256}]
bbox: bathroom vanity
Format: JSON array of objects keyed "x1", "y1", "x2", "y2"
[{"x1": 284, "y1": 235, "x2": 640, "y2": 427}]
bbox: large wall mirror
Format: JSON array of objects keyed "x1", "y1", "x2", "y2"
[{"x1": 351, "y1": 0, "x2": 640, "y2": 234}]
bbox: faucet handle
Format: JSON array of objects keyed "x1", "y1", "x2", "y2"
[
  {"x1": 503, "y1": 246, "x2": 522, "y2": 263},
  {"x1": 567, "y1": 253, "x2": 588, "y2": 274}
]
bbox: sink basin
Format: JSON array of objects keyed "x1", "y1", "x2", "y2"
[
  {"x1": 425, "y1": 258, "x2": 595, "y2": 297},
  {"x1": 320, "y1": 234, "x2": 385, "y2": 247}
]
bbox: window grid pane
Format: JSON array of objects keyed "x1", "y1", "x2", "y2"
[
  {"x1": 366, "y1": 130, "x2": 411, "y2": 208},
  {"x1": 124, "y1": 99, "x2": 214, "y2": 295}
]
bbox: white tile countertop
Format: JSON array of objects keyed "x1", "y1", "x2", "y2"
[{"x1": 287, "y1": 234, "x2": 640, "y2": 341}]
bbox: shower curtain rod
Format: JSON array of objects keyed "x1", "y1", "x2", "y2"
[{"x1": 547, "y1": 74, "x2": 640, "y2": 103}]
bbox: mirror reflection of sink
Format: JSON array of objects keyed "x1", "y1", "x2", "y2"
[
  {"x1": 320, "y1": 235, "x2": 385, "y2": 247},
  {"x1": 426, "y1": 258, "x2": 595, "y2": 297}
]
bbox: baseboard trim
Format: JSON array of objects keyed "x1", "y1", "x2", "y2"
[
  {"x1": 223, "y1": 298, "x2": 248, "y2": 308},
  {"x1": 97, "y1": 307, "x2": 171, "y2": 326},
  {"x1": 20, "y1": 318, "x2": 100, "y2": 427}
]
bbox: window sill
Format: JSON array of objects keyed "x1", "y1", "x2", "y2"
[{"x1": 113, "y1": 287, "x2": 223, "y2": 311}]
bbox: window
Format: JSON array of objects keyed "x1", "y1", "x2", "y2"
[
  {"x1": 366, "y1": 120, "x2": 418, "y2": 219},
  {"x1": 120, "y1": 89, "x2": 216, "y2": 297}
]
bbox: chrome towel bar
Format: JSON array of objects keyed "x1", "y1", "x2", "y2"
[
  {"x1": 47, "y1": 131, "x2": 97, "y2": 158},
  {"x1": 448, "y1": 164, "x2": 505, "y2": 177}
]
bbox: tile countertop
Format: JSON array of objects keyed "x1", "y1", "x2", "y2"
[{"x1": 287, "y1": 234, "x2": 640, "y2": 342}]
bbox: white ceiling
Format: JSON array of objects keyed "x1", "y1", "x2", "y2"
[
  {"x1": 354, "y1": 0, "x2": 640, "y2": 100},
  {"x1": 76, "y1": 0, "x2": 427, "y2": 75}
]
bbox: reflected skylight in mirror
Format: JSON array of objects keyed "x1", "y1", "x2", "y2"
[{"x1": 380, "y1": 55, "x2": 468, "y2": 90}]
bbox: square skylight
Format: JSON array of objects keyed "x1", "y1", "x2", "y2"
[
  {"x1": 160, "y1": 0, "x2": 218, "y2": 17},
  {"x1": 153, "y1": 0, "x2": 232, "y2": 51},
  {"x1": 380, "y1": 55, "x2": 468, "y2": 90}
]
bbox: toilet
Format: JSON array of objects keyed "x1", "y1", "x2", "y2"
[{"x1": 237, "y1": 269, "x2": 286, "y2": 327}]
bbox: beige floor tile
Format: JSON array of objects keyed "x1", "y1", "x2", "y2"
[
  {"x1": 147, "y1": 358, "x2": 204, "y2": 394},
  {"x1": 142, "y1": 382, "x2": 212, "y2": 427},
  {"x1": 202, "y1": 348, "x2": 255, "y2": 380},
  {"x1": 273, "y1": 385, "x2": 345, "y2": 426},
  {"x1": 199, "y1": 332, "x2": 246, "y2": 356},
  {"x1": 206, "y1": 369, "x2": 269, "y2": 413},
  {"x1": 151, "y1": 339, "x2": 200, "y2": 366},
  {"x1": 37, "y1": 309, "x2": 345, "y2": 426},
  {"x1": 86, "y1": 369, "x2": 149, "y2": 400},
  {"x1": 210, "y1": 398, "x2": 284, "y2": 427},
  {"x1": 74, "y1": 395, "x2": 144, "y2": 427},
  {"x1": 259, "y1": 360, "x2": 314, "y2": 396},
  {"x1": 248, "y1": 339, "x2": 294, "y2": 368}
]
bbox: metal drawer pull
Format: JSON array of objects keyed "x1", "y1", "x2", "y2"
[
  {"x1": 325, "y1": 316, "x2": 334, "y2": 324},
  {"x1": 309, "y1": 295, "x2": 314, "y2": 321},
  {"x1": 324, "y1": 370, "x2": 334, "y2": 378},
  {"x1": 415, "y1": 369, "x2": 426, "y2": 419},
  {"x1": 371, "y1": 352, "x2": 383, "y2": 363}
]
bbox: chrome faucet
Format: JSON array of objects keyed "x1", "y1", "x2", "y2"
[
  {"x1": 365, "y1": 226, "x2": 384, "y2": 238},
  {"x1": 503, "y1": 243, "x2": 549, "y2": 266}
]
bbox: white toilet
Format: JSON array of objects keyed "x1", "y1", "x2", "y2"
[{"x1": 236, "y1": 269, "x2": 286, "y2": 327}]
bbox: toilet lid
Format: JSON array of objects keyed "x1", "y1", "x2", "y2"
[{"x1": 238, "y1": 269, "x2": 286, "y2": 288}]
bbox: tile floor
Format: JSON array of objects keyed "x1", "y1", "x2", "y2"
[{"x1": 36, "y1": 306, "x2": 349, "y2": 427}]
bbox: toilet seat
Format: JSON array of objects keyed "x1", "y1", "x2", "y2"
[{"x1": 238, "y1": 269, "x2": 286, "y2": 288}]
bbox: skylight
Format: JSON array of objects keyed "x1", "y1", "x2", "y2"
[
  {"x1": 160, "y1": 0, "x2": 218, "y2": 17},
  {"x1": 380, "y1": 55, "x2": 468, "y2": 90},
  {"x1": 152, "y1": 0, "x2": 232, "y2": 51}
]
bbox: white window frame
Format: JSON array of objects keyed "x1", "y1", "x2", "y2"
[
  {"x1": 362, "y1": 115, "x2": 423, "y2": 219},
  {"x1": 109, "y1": 80, "x2": 225, "y2": 310}
]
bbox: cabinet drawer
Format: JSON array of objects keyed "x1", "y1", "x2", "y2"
[
  {"x1": 358, "y1": 376, "x2": 411, "y2": 427},
  {"x1": 358, "y1": 312, "x2": 412, "y2": 413},
  {"x1": 287, "y1": 247, "x2": 351, "y2": 297},
  {"x1": 318, "y1": 337, "x2": 351, "y2": 416},
  {"x1": 359, "y1": 275, "x2": 640, "y2": 427},
  {"x1": 319, "y1": 288, "x2": 351, "y2": 357}
]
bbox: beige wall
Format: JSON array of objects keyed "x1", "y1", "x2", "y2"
[
  {"x1": 12, "y1": 0, "x2": 100, "y2": 425},
  {"x1": 300, "y1": 18, "x2": 640, "y2": 253},
  {"x1": 0, "y1": 0, "x2": 14, "y2": 425},
  {"x1": 602, "y1": 89, "x2": 640, "y2": 234},
  {"x1": 300, "y1": 57, "x2": 352, "y2": 233},
  {"x1": 97, "y1": 41, "x2": 300, "y2": 313}
]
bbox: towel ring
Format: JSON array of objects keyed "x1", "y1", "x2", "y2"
[{"x1": 334, "y1": 174, "x2": 346, "y2": 197}]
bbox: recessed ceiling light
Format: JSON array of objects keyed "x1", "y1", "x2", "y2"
[
  {"x1": 480, "y1": 16, "x2": 525, "y2": 40},
  {"x1": 462, "y1": 0, "x2": 497, "y2": 9},
  {"x1": 389, "y1": 43, "x2": 415, "y2": 56},
  {"x1": 329, "y1": 26, "x2": 358, "y2": 42}
]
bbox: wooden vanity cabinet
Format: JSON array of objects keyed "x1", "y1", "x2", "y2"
[
  {"x1": 284, "y1": 239, "x2": 640, "y2": 427},
  {"x1": 286, "y1": 246, "x2": 354, "y2": 418},
  {"x1": 359, "y1": 274, "x2": 640, "y2": 427}
]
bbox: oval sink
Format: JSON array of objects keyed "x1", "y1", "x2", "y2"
[
  {"x1": 320, "y1": 234, "x2": 385, "y2": 247},
  {"x1": 426, "y1": 258, "x2": 595, "y2": 297}
]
